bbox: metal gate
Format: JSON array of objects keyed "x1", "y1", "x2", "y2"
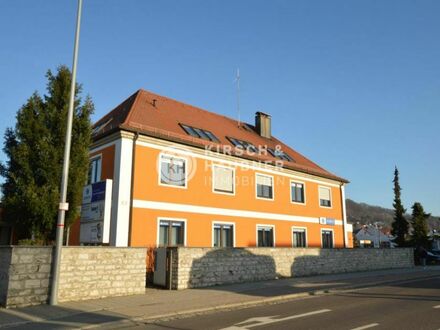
[{"x1": 153, "y1": 247, "x2": 173, "y2": 289}]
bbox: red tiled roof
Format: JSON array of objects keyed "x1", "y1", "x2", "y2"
[{"x1": 93, "y1": 89, "x2": 348, "y2": 183}]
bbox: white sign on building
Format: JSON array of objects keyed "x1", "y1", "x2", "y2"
[{"x1": 80, "y1": 179, "x2": 113, "y2": 244}]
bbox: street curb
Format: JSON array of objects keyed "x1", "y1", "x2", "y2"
[
  {"x1": 58, "y1": 272, "x2": 440, "y2": 329},
  {"x1": 1, "y1": 270, "x2": 438, "y2": 329}
]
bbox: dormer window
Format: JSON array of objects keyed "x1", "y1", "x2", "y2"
[
  {"x1": 267, "y1": 148, "x2": 294, "y2": 162},
  {"x1": 227, "y1": 137, "x2": 258, "y2": 153},
  {"x1": 180, "y1": 124, "x2": 219, "y2": 142},
  {"x1": 92, "y1": 119, "x2": 112, "y2": 137}
]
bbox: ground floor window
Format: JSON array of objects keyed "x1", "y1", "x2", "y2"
[
  {"x1": 292, "y1": 228, "x2": 307, "y2": 247},
  {"x1": 159, "y1": 220, "x2": 185, "y2": 246},
  {"x1": 257, "y1": 226, "x2": 274, "y2": 247},
  {"x1": 321, "y1": 229, "x2": 333, "y2": 248},
  {"x1": 213, "y1": 223, "x2": 234, "y2": 247}
]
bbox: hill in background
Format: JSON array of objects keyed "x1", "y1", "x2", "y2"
[{"x1": 346, "y1": 199, "x2": 440, "y2": 231}]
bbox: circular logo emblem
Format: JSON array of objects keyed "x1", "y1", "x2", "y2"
[{"x1": 156, "y1": 146, "x2": 197, "y2": 186}]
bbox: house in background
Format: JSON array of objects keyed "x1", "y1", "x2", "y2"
[
  {"x1": 430, "y1": 230, "x2": 440, "y2": 250},
  {"x1": 354, "y1": 224, "x2": 395, "y2": 248},
  {"x1": 70, "y1": 89, "x2": 351, "y2": 249}
]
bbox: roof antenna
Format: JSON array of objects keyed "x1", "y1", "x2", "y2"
[{"x1": 235, "y1": 68, "x2": 240, "y2": 128}]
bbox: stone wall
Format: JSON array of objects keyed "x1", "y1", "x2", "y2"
[
  {"x1": 58, "y1": 247, "x2": 146, "y2": 302},
  {"x1": 171, "y1": 247, "x2": 414, "y2": 289},
  {"x1": 0, "y1": 246, "x2": 147, "y2": 308},
  {"x1": 0, "y1": 247, "x2": 12, "y2": 306},
  {"x1": 0, "y1": 247, "x2": 52, "y2": 308}
]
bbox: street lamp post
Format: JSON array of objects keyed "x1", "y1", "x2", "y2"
[{"x1": 49, "y1": 0, "x2": 83, "y2": 306}]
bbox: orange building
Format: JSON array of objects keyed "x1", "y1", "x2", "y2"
[{"x1": 77, "y1": 89, "x2": 352, "y2": 249}]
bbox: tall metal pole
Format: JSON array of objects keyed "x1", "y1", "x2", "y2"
[{"x1": 50, "y1": 0, "x2": 83, "y2": 306}]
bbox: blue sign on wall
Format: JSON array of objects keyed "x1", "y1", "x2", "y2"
[
  {"x1": 91, "y1": 181, "x2": 106, "y2": 202},
  {"x1": 326, "y1": 218, "x2": 335, "y2": 225}
]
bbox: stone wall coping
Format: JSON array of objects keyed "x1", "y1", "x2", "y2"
[
  {"x1": 0, "y1": 246, "x2": 52, "y2": 249},
  {"x1": 0, "y1": 246, "x2": 147, "y2": 249},
  {"x1": 172, "y1": 247, "x2": 413, "y2": 251},
  {"x1": 61, "y1": 246, "x2": 147, "y2": 249}
]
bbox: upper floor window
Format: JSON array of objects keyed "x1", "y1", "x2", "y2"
[
  {"x1": 319, "y1": 186, "x2": 332, "y2": 207},
  {"x1": 256, "y1": 174, "x2": 273, "y2": 200},
  {"x1": 291, "y1": 181, "x2": 305, "y2": 204},
  {"x1": 257, "y1": 226, "x2": 274, "y2": 247},
  {"x1": 212, "y1": 165, "x2": 234, "y2": 194},
  {"x1": 160, "y1": 154, "x2": 186, "y2": 187},
  {"x1": 227, "y1": 137, "x2": 258, "y2": 153},
  {"x1": 159, "y1": 219, "x2": 185, "y2": 246},
  {"x1": 213, "y1": 223, "x2": 234, "y2": 247},
  {"x1": 88, "y1": 156, "x2": 102, "y2": 184},
  {"x1": 180, "y1": 124, "x2": 220, "y2": 142}
]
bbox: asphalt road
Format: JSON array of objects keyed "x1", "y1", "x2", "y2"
[{"x1": 139, "y1": 275, "x2": 440, "y2": 330}]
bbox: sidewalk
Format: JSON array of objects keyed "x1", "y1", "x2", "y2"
[{"x1": 1, "y1": 266, "x2": 439, "y2": 329}]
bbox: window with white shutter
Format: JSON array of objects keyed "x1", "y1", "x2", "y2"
[
  {"x1": 256, "y1": 174, "x2": 273, "y2": 199},
  {"x1": 319, "y1": 186, "x2": 332, "y2": 207},
  {"x1": 213, "y1": 166, "x2": 234, "y2": 194}
]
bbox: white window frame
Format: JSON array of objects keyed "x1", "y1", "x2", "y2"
[
  {"x1": 256, "y1": 224, "x2": 276, "y2": 247},
  {"x1": 88, "y1": 154, "x2": 102, "y2": 184},
  {"x1": 212, "y1": 221, "x2": 236, "y2": 247},
  {"x1": 292, "y1": 226, "x2": 308, "y2": 248},
  {"x1": 211, "y1": 164, "x2": 236, "y2": 196},
  {"x1": 318, "y1": 185, "x2": 332, "y2": 209},
  {"x1": 158, "y1": 153, "x2": 188, "y2": 189},
  {"x1": 255, "y1": 173, "x2": 275, "y2": 201},
  {"x1": 156, "y1": 217, "x2": 187, "y2": 247},
  {"x1": 290, "y1": 180, "x2": 306, "y2": 205},
  {"x1": 320, "y1": 228, "x2": 335, "y2": 248}
]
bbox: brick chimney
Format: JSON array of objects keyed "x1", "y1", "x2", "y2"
[{"x1": 255, "y1": 112, "x2": 271, "y2": 139}]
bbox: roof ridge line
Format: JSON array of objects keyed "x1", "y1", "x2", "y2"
[
  {"x1": 123, "y1": 89, "x2": 144, "y2": 125},
  {"x1": 136, "y1": 88, "x2": 255, "y2": 128}
]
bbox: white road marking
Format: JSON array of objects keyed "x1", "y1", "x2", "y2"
[
  {"x1": 350, "y1": 323, "x2": 380, "y2": 330},
  {"x1": 434, "y1": 305, "x2": 440, "y2": 309},
  {"x1": 220, "y1": 309, "x2": 331, "y2": 330}
]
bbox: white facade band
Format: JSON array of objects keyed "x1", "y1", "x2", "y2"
[{"x1": 133, "y1": 199, "x2": 343, "y2": 225}]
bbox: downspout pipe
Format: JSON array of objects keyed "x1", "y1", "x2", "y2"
[
  {"x1": 128, "y1": 132, "x2": 139, "y2": 246},
  {"x1": 340, "y1": 183, "x2": 348, "y2": 248}
]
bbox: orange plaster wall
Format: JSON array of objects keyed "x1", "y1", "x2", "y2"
[
  {"x1": 91, "y1": 144, "x2": 116, "y2": 180},
  {"x1": 129, "y1": 208, "x2": 344, "y2": 248},
  {"x1": 129, "y1": 144, "x2": 346, "y2": 248}
]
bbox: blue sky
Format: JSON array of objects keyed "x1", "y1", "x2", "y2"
[{"x1": 1, "y1": 0, "x2": 439, "y2": 215}]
